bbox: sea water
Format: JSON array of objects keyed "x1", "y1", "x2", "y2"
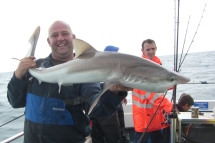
[{"x1": 0, "y1": 51, "x2": 214, "y2": 142}]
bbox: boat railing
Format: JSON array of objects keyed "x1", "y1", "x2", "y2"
[
  {"x1": 0, "y1": 132, "x2": 23, "y2": 143},
  {"x1": 1, "y1": 100, "x2": 215, "y2": 142}
]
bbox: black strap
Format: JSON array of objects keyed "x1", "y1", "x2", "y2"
[{"x1": 64, "y1": 92, "x2": 96, "y2": 105}]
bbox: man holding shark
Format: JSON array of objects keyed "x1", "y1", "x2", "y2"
[{"x1": 7, "y1": 20, "x2": 131, "y2": 143}]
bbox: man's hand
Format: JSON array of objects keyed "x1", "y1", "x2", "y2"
[
  {"x1": 15, "y1": 56, "x2": 36, "y2": 80},
  {"x1": 109, "y1": 84, "x2": 132, "y2": 94}
]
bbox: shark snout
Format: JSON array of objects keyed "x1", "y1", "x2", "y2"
[
  {"x1": 167, "y1": 72, "x2": 190, "y2": 85},
  {"x1": 176, "y1": 74, "x2": 190, "y2": 84}
]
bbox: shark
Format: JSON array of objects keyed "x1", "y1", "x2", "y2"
[{"x1": 27, "y1": 26, "x2": 190, "y2": 114}]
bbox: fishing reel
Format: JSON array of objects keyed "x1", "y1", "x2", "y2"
[{"x1": 162, "y1": 110, "x2": 171, "y2": 126}]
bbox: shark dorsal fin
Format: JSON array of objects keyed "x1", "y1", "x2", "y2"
[
  {"x1": 73, "y1": 38, "x2": 97, "y2": 58},
  {"x1": 26, "y1": 26, "x2": 40, "y2": 57}
]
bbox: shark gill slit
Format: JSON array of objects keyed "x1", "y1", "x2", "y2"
[{"x1": 123, "y1": 73, "x2": 147, "y2": 83}]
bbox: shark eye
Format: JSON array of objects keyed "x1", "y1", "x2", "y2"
[{"x1": 169, "y1": 77, "x2": 175, "y2": 82}]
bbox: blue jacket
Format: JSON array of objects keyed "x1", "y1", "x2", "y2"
[{"x1": 7, "y1": 54, "x2": 126, "y2": 143}]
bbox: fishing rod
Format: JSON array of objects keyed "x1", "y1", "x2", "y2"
[
  {"x1": 178, "y1": 3, "x2": 207, "y2": 71},
  {"x1": 137, "y1": 92, "x2": 168, "y2": 143},
  {"x1": 179, "y1": 15, "x2": 190, "y2": 68},
  {"x1": 174, "y1": 0, "x2": 180, "y2": 73},
  {"x1": 0, "y1": 114, "x2": 24, "y2": 128},
  {"x1": 170, "y1": 3, "x2": 208, "y2": 143},
  {"x1": 169, "y1": 0, "x2": 181, "y2": 142}
]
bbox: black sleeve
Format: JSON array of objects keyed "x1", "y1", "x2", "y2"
[{"x1": 7, "y1": 72, "x2": 29, "y2": 108}]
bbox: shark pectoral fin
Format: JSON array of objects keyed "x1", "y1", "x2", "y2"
[
  {"x1": 87, "y1": 80, "x2": 120, "y2": 115},
  {"x1": 88, "y1": 90, "x2": 106, "y2": 115},
  {"x1": 102, "y1": 79, "x2": 120, "y2": 94}
]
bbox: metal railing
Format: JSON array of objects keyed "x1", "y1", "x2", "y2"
[{"x1": 0, "y1": 132, "x2": 23, "y2": 143}]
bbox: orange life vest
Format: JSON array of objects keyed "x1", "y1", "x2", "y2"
[
  {"x1": 142, "y1": 54, "x2": 162, "y2": 65},
  {"x1": 132, "y1": 55, "x2": 172, "y2": 132}
]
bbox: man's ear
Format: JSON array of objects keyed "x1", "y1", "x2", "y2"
[
  {"x1": 73, "y1": 34, "x2": 76, "y2": 39},
  {"x1": 47, "y1": 38, "x2": 50, "y2": 45}
]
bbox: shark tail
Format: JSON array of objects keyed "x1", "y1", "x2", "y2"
[
  {"x1": 11, "y1": 26, "x2": 40, "y2": 61},
  {"x1": 26, "y1": 26, "x2": 40, "y2": 57}
]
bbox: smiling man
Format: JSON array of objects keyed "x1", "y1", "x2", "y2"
[{"x1": 7, "y1": 20, "x2": 129, "y2": 143}]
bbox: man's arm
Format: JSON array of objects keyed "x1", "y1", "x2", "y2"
[
  {"x1": 89, "y1": 90, "x2": 126, "y2": 118},
  {"x1": 7, "y1": 73, "x2": 29, "y2": 108},
  {"x1": 7, "y1": 56, "x2": 36, "y2": 108},
  {"x1": 81, "y1": 83, "x2": 129, "y2": 118}
]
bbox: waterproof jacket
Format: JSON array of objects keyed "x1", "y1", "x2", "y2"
[
  {"x1": 7, "y1": 54, "x2": 126, "y2": 143},
  {"x1": 132, "y1": 55, "x2": 172, "y2": 132}
]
